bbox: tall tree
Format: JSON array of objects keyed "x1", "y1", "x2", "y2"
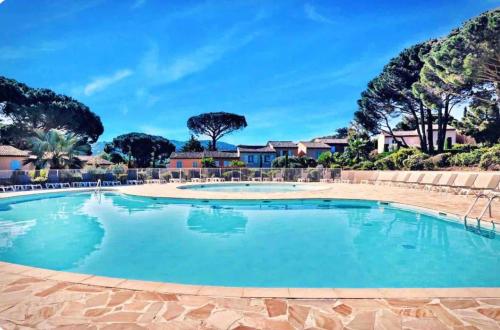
[
  {"x1": 181, "y1": 135, "x2": 204, "y2": 152},
  {"x1": 355, "y1": 43, "x2": 434, "y2": 152},
  {"x1": 104, "y1": 133, "x2": 175, "y2": 168},
  {"x1": 187, "y1": 112, "x2": 247, "y2": 151},
  {"x1": 422, "y1": 9, "x2": 499, "y2": 145},
  {"x1": 0, "y1": 76, "x2": 104, "y2": 149},
  {"x1": 25, "y1": 129, "x2": 90, "y2": 169}
]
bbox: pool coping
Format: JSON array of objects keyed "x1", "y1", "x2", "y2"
[{"x1": 0, "y1": 185, "x2": 498, "y2": 299}]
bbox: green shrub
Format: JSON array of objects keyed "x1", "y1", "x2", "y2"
[
  {"x1": 390, "y1": 148, "x2": 421, "y2": 169},
  {"x1": 374, "y1": 157, "x2": 395, "y2": 170},
  {"x1": 352, "y1": 161, "x2": 374, "y2": 170},
  {"x1": 28, "y1": 169, "x2": 48, "y2": 184},
  {"x1": 450, "y1": 143, "x2": 477, "y2": 153},
  {"x1": 428, "y1": 152, "x2": 452, "y2": 168},
  {"x1": 403, "y1": 154, "x2": 430, "y2": 170},
  {"x1": 450, "y1": 149, "x2": 483, "y2": 167},
  {"x1": 479, "y1": 145, "x2": 500, "y2": 170},
  {"x1": 59, "y1": 171, "x2": 83, "y2": 183},
  {"x1": 229, "y1": 160, "x2": 245, "y2": 167}
]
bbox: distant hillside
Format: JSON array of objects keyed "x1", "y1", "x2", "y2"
[
  {"x1": 170, "y1": 140, "x2": 237, "y2": 152},
  {"x1": 91, "y1": 140, "x2": 236, "y2": 155}
]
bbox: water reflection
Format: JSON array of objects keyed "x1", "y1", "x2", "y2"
[
  {"x1": 187, "y1": 205, "x2": 248, "y2": 236},
  {"x1": 0, "y1": 196, "x2": 104, "y2": 270}
]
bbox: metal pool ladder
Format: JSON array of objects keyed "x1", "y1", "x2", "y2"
[
  {"x1": 463, "y1": 193, "x2": 497, "y2": 237},
  {"x1": 95, "y1": 179, "x2": 102, "y2": 193}
]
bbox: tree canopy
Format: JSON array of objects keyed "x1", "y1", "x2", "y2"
[
  {"x1": 187, "y1": 112, "x2": 247, "y2": 151},
  {"x1": 181, "y1": 135, "x2": 204, "y2": 152},
  {"x1": 104, "y1": 133, "x2": 175, "y2": 168},
  {"x1": 355, "y1": 9, "x2": 500, "y2": 149},
  {"x1": 25, "y1": 129, "x2": 89, "y2": 169},
  {"x1": 0, "y1": 76, "x2": 104, "y2": 149}
]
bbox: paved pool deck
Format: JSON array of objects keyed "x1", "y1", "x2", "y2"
[{"x1": 0, "y1": 182, "x2": 499, "y2": 329}]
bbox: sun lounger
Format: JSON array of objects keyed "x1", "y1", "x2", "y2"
[
  {"x1": 431, "y1": 173, "x2": 457, "y2": 192},
  {"x1": 442, "y1": 173, "x2": 477, "y2": 195},
  {"x1": 13, "y1": 184, "x2": 42, "y2": 191},
  {"x1": 191, "y1": 178, "x2": 204, "y2": 183},
  {"x1": 375, "y1": 171, "x2": 398, "y2": 185},
  {"x1": 145, "y1": 179, "x2": 163, "y2": 184},
  {"x1": 0, "y1": 185, "x2": 15, "y2": 192},
  {"x1": 418, "y1": 173, "x2": 442, "y2": 191},
  {"x1": 390, "y1": 172, "x2": 411, "y2": 187},
  {"x1": 46, "y1": 183, "x2": 70, "y2": 189},
  {"x1": 126, "y1": 180, "x2": 144, "y2": 185},
  {"x1": 251, "y1": 177, "x2": 262, "y2": 182},
  {"x1": 360, "y1": 171, "x2": 379, "y2": 184},
  {"x1": 319, "y1": 170, "x2": 333, "y2": 183},
  {"x1": 402, "y1": 172, "x2": 425, "y2": 189},
  {"x1": 272, "y1": 173, "x2": 284, "y2": 182},
  {"x1": 465, "y1": 173, "x2": 500, "y2": 196},
  {"x1": 297, "y1": 172, "x2": 310, "y2": 183},
  {"x1": 102, "y1": 180, "x2": 122, "y2": 186}
]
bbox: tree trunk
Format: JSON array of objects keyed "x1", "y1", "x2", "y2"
[
  {"x1": 419, "y1": 102, "x2": 428, "y2": 153},
  {"x1": 210, "y1": 136, "x2": 217, "y2": 151},
  {"x1": 426, "y1": 108, "x2": 434, "y2": 154},
  {"x1": 437, "y1": 96, "x2": 450, "y2": 153}
]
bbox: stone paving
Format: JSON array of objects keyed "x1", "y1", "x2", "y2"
[
  {"x1": 0, "y1": 182, "x2": 499, "y2": 329},
  {"x1": 1, "y1": 269, "x2": 500, "y2": 329}
]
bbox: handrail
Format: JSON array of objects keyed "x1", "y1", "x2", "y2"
[
  {"x1": 477, "y1": 194, "x2": 499, "y2": 223},
  {"x1": 95, "y1": 179, "x2": 101, "y2": 193},
  {"x1": 463, "y1": 193, "x2": 489, "y2": 222}
]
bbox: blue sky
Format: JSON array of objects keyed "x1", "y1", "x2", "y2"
[{"x1": 1, "y1": 0, "x2": 498, "y2": 145}]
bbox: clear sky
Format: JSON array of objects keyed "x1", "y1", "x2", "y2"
[{"x1": 1, "y1": 0, "x2": 498, "y2": 144}]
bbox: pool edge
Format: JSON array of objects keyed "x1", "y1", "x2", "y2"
[{"x1": 1, "y1": 261, "x2": 499, "y2": 299}]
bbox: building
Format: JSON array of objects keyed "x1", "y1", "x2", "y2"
[
  {"x1": 0, "y1": 145, "x2": 33, "y2": 170},
  {"x1": 297, "y1": 142, "x2": 331, "y2": 159},
  {"x1": 236, "y1": 145, "x2": 276, "y2": 168},
  {"x1": 169, "y1": 151, "x2": 239, "y2": 168},
  {"x1": 267, "y1": 141, "x2": 298, "y2": 157},
  {"x1": 312, "y1": 138, "x2": 348, "y2": 153},
  {"x1": 377, "y1": 125, "x2": 458, "y2": 153}
]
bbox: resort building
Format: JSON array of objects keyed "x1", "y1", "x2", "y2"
[
  {"x1": 267, "y1": 141, "x2": 298, "y2": 157},
  {"x1": 297, "y1": 141, "x2": 331, "y2": 159},
  {"x1": 313, "y1": 138, "x2": 349, "y2": 153},
  {"x1": 377, "y1": 125, "x2": 459, "y2": 153},
  {"x1": 169, "y1": 151, "x2": 239, "y2": 168},
  {"x1": 236, "y1": 145, "x2": 276, "y2": 167},
  {"x1": 0, "y1": 145, "x2": 33, "y2": 170}
]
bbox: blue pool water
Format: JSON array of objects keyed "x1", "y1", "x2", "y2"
[
  {"x1": 0, "y1": 192, "x2": 498, "y2": 288},
  {"x1": 179, "y1": 183, "x2": 326, "y2": 192}
]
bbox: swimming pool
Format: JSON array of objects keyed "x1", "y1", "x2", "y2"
[
  {"x1": 0, "y1": 192, "x2": 498, "y2": 288},
  {"x1": 179, "y1": 182, "x2": 327, "y2": 192}
]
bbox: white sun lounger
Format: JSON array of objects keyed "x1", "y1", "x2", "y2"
[
  {"x1": 360, "y1": 171, "x2": 379, "y2": 184},
  {"x1": 464, "y1": 173, "x2": 500, "y2": 196},
  {"x1": 441, "y1": 173, "x2": 477, "y2": 195}
]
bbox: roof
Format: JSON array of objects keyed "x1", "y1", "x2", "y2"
[
  {"x1": 313, "y1": 138, "x2": 348, "y2": 145},
  {"x1": 170, "y1": 151, "x2": 239, "y2": 159},
  {"x1": 267, "y1": 141, "x2": 297, "y2": 148},
  {"x1": 237, "y1": 145, "x2": 276, "y2": 153},
  {"x1": 0, "y1": 145, "x2": 29, "y2": 157},
  {"x1": 298, "y1": 141, "x2": 331, "y2": 149},
  {"x1": 381, "y1": 125, "x2": 456, "y2": 137},
  {"x1": 78, "y1": 156, "x2": 113, "y2": 166}
]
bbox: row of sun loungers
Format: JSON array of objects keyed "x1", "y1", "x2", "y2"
[{"x1": 355, "y1": 171, "x2": 499, "y2": 196}]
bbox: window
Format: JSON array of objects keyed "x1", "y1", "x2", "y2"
[
  {"x1": 223, "y1": 161, "x2": 230, "y2": 167},
  {"x1": 264, "y1": 155, "x2": 270, "y2": 162},
  {"x1": 176, "y1": 161, "x2": 183, "y2": 168},
  {"x1": 10, "y1": 160, "x2": 21, "y2": 170},
  {"x1": 281, "y1": 150, "x2": 287, "y2": 156},
  {"x1": 316, "y1": 151, "x2": 322, "y2": 159},
  {"x1": 247, "y1": 155, "x2": 254, "y2": 163},
  {"x1": 215, "y1": 160, "x2": 220, "y2": 166},
  {"x1": 192, "y1": 161, "x2": 199, "y2": 168},
  {"x1": 330, "y1": 146, "x2": 336, "y2": 153},
  {"x1": 384, "y1": 144, "x2": 389, "y2": 152}
]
